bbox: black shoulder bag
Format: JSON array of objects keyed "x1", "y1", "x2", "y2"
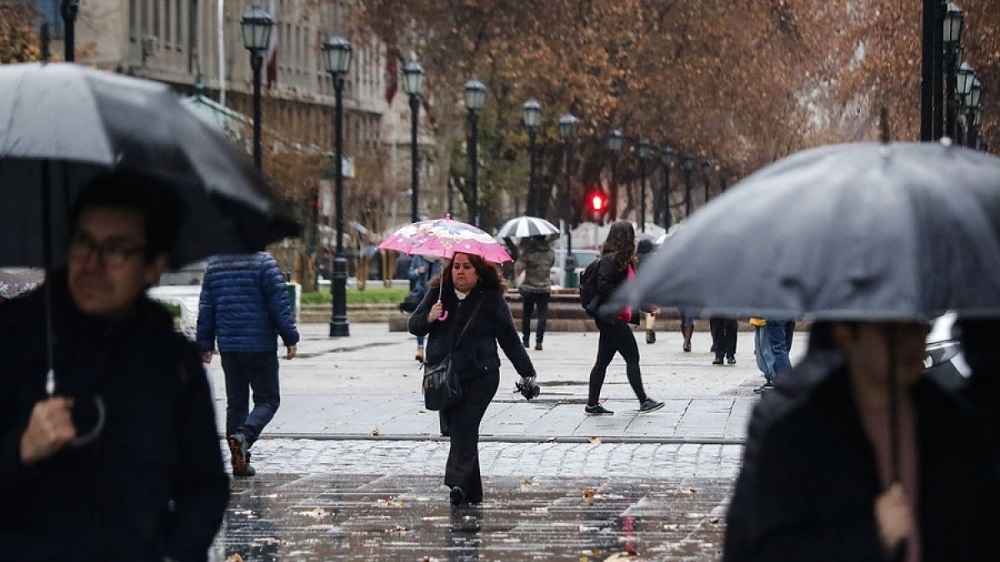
[{"x1": 422, "y1": 297, "x2": 484, "y2": 411}]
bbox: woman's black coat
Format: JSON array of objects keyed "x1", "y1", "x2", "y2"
[{"x1": 408, "y1": 281, "x2": 535, "y2": 382}]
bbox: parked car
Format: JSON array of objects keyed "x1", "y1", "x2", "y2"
[{"x1": 550, "y1": 249, "x2": 600, "y2": 289}]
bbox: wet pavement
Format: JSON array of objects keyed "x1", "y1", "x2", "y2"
[{"x1": 203, "y1": 322, "x2": 804, "y2": 561}]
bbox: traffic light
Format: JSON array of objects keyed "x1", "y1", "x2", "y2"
[{"x1": 584, "y1": 187, "x2": 610, "y2": 223}]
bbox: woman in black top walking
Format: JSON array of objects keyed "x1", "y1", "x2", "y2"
[
  {"x1": 585, "y1": 221, "x2": 664, "y2": 415},
  {"x1": 409, "y1": 252, "x2": 538, "y2": 507}
]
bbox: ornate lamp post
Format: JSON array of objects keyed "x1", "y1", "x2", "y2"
[
  {"x1": 637, "y1": 138, "x2": 651, "y2": 233},
  {"x1": 607, "y1": 129, "x2": 624, "y2": 221},
  {"x1": 942, "y1": 2, "x2": 964, "y2": 140},
  {"x1": 956, "y1": 62, "x2": 974, "y2": 145},
  {"x1": 402, "y1": 61, "x2": 424, "y2": 223},
  {"x1": 463, "y1": 79, "x2": 486, "y2": 226},
  {"x1": 322, "y1": 34, "x2": 352, "y2": 338},
  {"x1": 241, "y1": 6, "x2": 274, "y2": 171},
  {"x1": 682, "y1": 155, "x2": 695, "y2": 218},
  {"x1": 702, "y1": 160, "x2": 712, "y2": 205},
  {"x1": 559, "y1": 113, "x2": 579, "y2": 288},
  {"x1": 966, "y1": 77, "x2": 982, "y2": 148},
  {"x1": 523, "y1": 99, "x2": 542, "y2": 216},
  {"x1": 61, "y1": 0, "x2": 80, "y2": 62},
  {"x1": 660, "y1": 145, "x2": 675, "y2": 229}
]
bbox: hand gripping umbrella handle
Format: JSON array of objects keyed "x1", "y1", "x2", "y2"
[{"x1": 46, "y1": 369, "x2": 106, "y2": 448}]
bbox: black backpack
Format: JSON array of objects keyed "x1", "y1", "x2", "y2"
[{"x1": 578, "y1": 258, "x2": 602, "y2": 316}]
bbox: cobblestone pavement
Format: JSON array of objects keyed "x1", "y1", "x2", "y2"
[
  {"x1": 211, "y1": 441, "x2": 740, "y2": 561},
  {"x1": 202, "y1": 323, "x2": 801, "y2": 561}
]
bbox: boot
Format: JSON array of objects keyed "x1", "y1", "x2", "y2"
[
  {"x1": 682, "y1": 325, "x2": 693, "y2": 352},
  {"x1": 415, "y1": 346, "x2": 424, "y2": 363},
  {"x1": 645, "y1": 330, "x2": 656, "y2": 344}
]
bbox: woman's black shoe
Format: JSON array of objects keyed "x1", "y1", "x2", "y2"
[
  {"x1": 450, "y1": 486, "x2": 466, "y2": 506},
  {"x1": 585, "y1": 404, "x2": 614, "y2": 415}
]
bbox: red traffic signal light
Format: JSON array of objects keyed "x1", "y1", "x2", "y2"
[{"x1": 584, "y1": 188, "x2": 610, "y2": 222}]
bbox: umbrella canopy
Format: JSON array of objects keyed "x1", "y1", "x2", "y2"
[
  {"x1": 613, "y1": 141, "x2": 1000, "y2": 321},
  {"x1": 0, "y1": 63, "x2": 300, "y2": 269},
  {"x1": 495, "y1": 216, "x2": 560, "y2": 239},
  {"x1": 378, "y1": 215, "x2": 512, "y2": 264}
]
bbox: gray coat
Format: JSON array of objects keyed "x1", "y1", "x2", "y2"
[{"x1": 514, "y1": 238, "x2": 554, "y2": 294}]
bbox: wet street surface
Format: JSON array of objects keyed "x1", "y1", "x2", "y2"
[
  {"x1": 210, "y1": 439, "x2": 739, "y2": 561},
  {"x1": 214, "y1": 472, "x2": 730, "y2": 561}
]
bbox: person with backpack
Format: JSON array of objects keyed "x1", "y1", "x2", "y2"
[{"x1": 581, "y1": 221, "x2": 664, "y2": 416}]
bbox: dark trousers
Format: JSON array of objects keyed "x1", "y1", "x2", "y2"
[
  {"x1": 587, "y1": 317, "x2": 648, "y2": 406},
  {"x1": 222, "y1": 351, "x2": 280, "y2": 445},
  {"x1": 709, "y1": 317, "x2": 738, "y2": 358},
  {"x1": 520, "y1": 291, "x2": 550, "y2": 345},
  {"x1": 442, "y1": 370, "x2": 499, "y2": 504}
]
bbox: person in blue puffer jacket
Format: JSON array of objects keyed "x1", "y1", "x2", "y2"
[{"x1": 196, "y1": 252, "x2": 300, "y2": 477}]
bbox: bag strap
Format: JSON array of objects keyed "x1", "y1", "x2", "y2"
[{"x1": 448, "y1": 296, "x2": 484, "y2": 351}]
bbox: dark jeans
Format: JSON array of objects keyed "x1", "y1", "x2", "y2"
[
  {"x1": 520, "y1": 291, "x2": 551, "y2": 345},
  {"x1": 710, "y1": 317, "x2": 738, "y2": 358},
  {"x1": 587, "y1": 317, "x2": 648, "y2": 406},
  {"x1": 222, "y1": 351, "x2": 280, "y2": 445},
  {"x1": 442, "y1": 370, "x2": 499, "y2": 504}
]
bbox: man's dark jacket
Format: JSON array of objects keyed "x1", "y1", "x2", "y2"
[
  {"x1": 0, "y1": 272, "x2": 229, "y2": 562},
  {"x1": 408, "y1": 280, "x2": 535, "y2": 382},
  {"x1": 723, "y1": 354, "x2": 997, "y2": 562}
]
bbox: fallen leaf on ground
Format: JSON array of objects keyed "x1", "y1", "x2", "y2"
[
  {"x1": 226, "y1": 554, "x2": 244, "y2": 562},
  {"x1": 297, "y1": 507, "x2": 328, "y2": 519},
  {"x1": 587, "y1": 436, "x2": 603, "y2": 445},
  {"x1": 371, "y1": 427, "x2": 381, "y2": 436}
]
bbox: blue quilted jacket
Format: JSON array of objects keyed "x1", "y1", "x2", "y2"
[{"x1": 196, "y1": 253, "x2": 300, "y2": 353}]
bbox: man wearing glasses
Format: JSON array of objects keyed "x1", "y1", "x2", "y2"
[{"x1": 0, "y1": 172, "x2": 229, "y2": 562}]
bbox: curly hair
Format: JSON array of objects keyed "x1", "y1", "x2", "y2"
[
  {"x1": 429, "y1": 252, "x2": 507, "y2": 295},
  {"x1": 600, "y1": 221, "x2": 637, "y2": 271}
]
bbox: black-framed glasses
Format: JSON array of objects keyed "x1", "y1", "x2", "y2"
[{"x1": 68, "y1": 232, "x2": 146, "y2": 267}]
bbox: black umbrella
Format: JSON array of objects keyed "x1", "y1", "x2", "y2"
[
  {"x1": 615, "y1": 141, "x2": 1000, "y2": 320},
  {"x1": 0, "y1": 63, "x2": 300, "y2": 444},
  {"x1": 0, "y1": 63, "x2": 300, "y2": 269},
  {"x1": 612, "y1": 141, "x2": 1000, "y2": 490}
]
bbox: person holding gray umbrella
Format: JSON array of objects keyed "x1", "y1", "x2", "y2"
[
  {"x1": 0, "y1": 173, "x2": 229, "y2": 561},
  {"x1": 514, "y1": 235, "x2": 555, "y2": 350}
]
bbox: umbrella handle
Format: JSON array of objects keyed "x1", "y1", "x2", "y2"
[
  {"x1": 47, "y1": 370, "x2": 106, "y2": 448},
  {"x1": 438, "y1": 310, "x2": 449, "y2": 322},
  {"x1": 70, "y1": 395, "x2": 105, "y2": 448}
]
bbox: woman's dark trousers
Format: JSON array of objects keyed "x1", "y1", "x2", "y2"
[
  {"x1": 520, "y1": 291, "x2": 550, "y2": 345},
  {"x1": 442, "y1": 371, "x2": 499, "y2": 503},
  {"x1": 587, "y1": 317, "x2": 648, "y2": 406}
]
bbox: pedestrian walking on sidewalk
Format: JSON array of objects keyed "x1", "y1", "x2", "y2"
[
  {"x1": 750, "y1": 316, "x2": 795, "y2": 392},
  {"x1": 0, "y1": 174, "x2": 228, "y2": 561},
  {"x1": 583, "y1": 221, "x2": 664, "y2": 416},
  {"x1": 723, "y1": 321, "x2": 997, "y2": 561},
  {"x1": 514, "y1": 235, "x2": 555, "y2": 351},
  {"x1": 679, "y1": 308, "x2": 697, "y2": 352},
  {"x1": 636, "y1": 238, "x2": 658, "y2": 344},
  {"x1": 710, "y1": 316, "x2": 739, "y2": 364},
  {"x1": 408, "y1": 252, "x2": 539, "y2": 507},
  {"x1": 197, "y1": 252, "x2": 300, "y2": 477}
]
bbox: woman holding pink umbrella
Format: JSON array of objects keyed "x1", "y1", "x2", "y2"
[{"x1": 408, "y1": 252, "x2": 538, "y2": 507}]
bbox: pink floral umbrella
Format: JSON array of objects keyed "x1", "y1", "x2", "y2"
[
  {"x1": 378, "y1": 215, "x2": 511, "y2": 320},
  {"x1": 378, "y1": 215, "x2": 512, "y2": 263}
]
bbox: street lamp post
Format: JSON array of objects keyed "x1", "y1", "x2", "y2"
[
  {"x1": 323, "y1": 34, "x2": 352, "y2": 338},
  {"x1": 402, "y1": 61, "x2": 424, "y2": 223},
  {"x1": 637, "y1": 139, "x2": 651, "y2": 233},
  {"x1": 702, "y1": 160, "x2": 712, "y2": 205},
  {"x1": 463, "y1": 79, "x2": 486, "y2": 226},
  {"x1": 523, "y1": 99, "x2": 542, "y2": 216},
  {"x1": 559, "y1": 113, "x2": 579, "y2": 288},
  {"x1": 241, "y1": 6, "x2": 274, "y2": 171},
  {"x1": 943, "y1": 2, "x2": 964, "y2": 140},
  {"x1": 682, "y1": 155, "x2": 694, "y2": 218},
  {"x1": 956, "y1": 62, "x2": 974, "y2": 145},
  {"x1": 660, "y1": 145, "x2": 674, "y2": 229},
  {"x1": 60, "y1": 0, "x2": 79, "y2": 62},
  {"x1": 966, "y1": 77, "x2": 982, "y2": 147},
  {"x1": 607, "y1": 130, "x2": 624, "y2": 222}
]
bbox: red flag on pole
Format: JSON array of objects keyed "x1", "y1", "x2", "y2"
[
  {"x1": 384, "y1": 45, "x2": 399, "y2": 104},
  {"x1": 265, "y1": 0, "x2": 278, "y2": 88}
]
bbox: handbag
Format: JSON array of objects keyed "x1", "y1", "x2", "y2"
[
  {"x1": 399, "y1": 287, "x2": 426, "y2": 313},
  {"x1": 422, "y1": 298, "x2": 483, "y2": 411}
]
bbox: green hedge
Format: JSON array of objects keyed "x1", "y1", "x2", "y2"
[{"x1": 301, "y1": 286, "x2": 409, "y2": 305}]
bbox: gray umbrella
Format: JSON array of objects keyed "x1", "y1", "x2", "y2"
[
  {"x1": 0, "y1": 63, "x2": 300, "y2": 269},
  {"x1": 613, "y1": 141, "x2": 1000, "y2": 321}
]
